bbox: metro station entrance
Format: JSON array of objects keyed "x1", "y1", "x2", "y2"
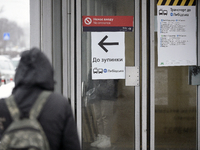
[{"x1": 29, "y1": 0, "x2": 199, "y2": 149}]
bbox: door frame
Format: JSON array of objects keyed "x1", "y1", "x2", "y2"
[
  {"x1": 197, "y1": 0, "x2": 200, "y2": 149},
  {"x1": 150, "y1": 1, "x2": 155, "y2": 150}
]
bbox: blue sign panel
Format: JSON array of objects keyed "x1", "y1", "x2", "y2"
[{"x1": 3, "y1": 33, "x2": 10, "y2": 40}]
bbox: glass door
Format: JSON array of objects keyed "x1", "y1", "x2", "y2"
[
  {"x1": 150, "y1": 1, "x2": 198, "y2": 149},
  {"x1": 78, "y1": 0, "x2": 140, "y2": 149}
]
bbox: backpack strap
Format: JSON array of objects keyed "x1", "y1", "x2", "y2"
[
  {"x1": 30, "y1": 91, "x2": 52, "y2": 119},
  {"x1": 5, "y1": 95, "x2": 20, "y2": 121}
]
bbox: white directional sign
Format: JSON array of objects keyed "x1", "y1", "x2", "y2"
[
  {"x1": 91, "y1": 32, "x2": 125, "y2": 80},
  {"x1": 3, "y1": 33, "x2": 10, "y2": 40}
]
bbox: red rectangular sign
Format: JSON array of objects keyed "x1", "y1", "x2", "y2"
[{"x1": 82, "y1": 16, "x2": 134, "y2": 32}]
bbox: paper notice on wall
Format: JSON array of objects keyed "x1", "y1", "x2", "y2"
[{"x1": 157, "y1": 5, "x2": 196, "y2": 66}]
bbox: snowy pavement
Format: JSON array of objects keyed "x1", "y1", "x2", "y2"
[{"x1": 0, "y1": 82, "x2": 15, "y2": 99}]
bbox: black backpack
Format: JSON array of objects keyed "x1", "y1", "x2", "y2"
[{"x1": 0, "y1": 91, "x2": 51, "y2": 150}]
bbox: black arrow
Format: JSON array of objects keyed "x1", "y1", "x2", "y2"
[{"x1": 98, "y1": 35, "x2": 119, "y2": 53}]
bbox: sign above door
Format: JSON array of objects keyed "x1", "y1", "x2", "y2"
[{"x1": 82, "y1": 16, "x2": 134, "y2": 32}]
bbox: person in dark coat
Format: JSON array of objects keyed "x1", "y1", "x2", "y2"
[{"x1": 0, "y1": 48, "x2": 81, "y2": 150}]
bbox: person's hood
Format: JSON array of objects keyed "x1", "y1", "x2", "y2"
[{"x1": 12, "y1": 48, "x2": 54, "y2": 92}]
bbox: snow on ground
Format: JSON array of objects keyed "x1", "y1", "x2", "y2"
[{"x1": 0, "y1": 82, "x2": 15, "y2": 99}]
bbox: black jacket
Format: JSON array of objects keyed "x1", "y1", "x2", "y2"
[{"x1": 0, "y1": 48, "x2": 81, "y2": 150}]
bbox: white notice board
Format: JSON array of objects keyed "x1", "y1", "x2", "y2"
[
  {"x1": 91, "y1": 32, "x2": 125, "y2": 79},
  {"x1": 157, "y1": 6, "x2": 196, "y2": 66}
]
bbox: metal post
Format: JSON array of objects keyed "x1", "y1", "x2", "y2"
[
  {"x1": 52, "y1": 0, "x2": 62, "y2": 93},
  {"x1": 76, "y1": 0, "x2": 82, "y2": 144},
  {"x1": 135, "y1": 0, "x2": 140, "y2": 150},
  {"x1": 142, "y1": 0, "x2": 147, "y2": 149},
  {"x1": 30, "y1": 0, "x2": 41, "y2": 49},
  {"x1": 150, "y1": 1, "x2": 155, "y2": 150},
  {"x1": 197, "y1": 0, "x2": 200, "y2": 149},
  {"x1": 70, "y1": 0, "x2": 75, "y2": 116},
  {"x1": 62, "y1": 0, "x2": 68, "y2": 98},
  {"x1": 41, "y1": 0, "x2": 53, "y2": 63}
]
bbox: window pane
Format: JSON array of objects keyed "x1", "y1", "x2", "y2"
[{"x1": 0, "y1": 0, "x2": 30, "y2": 97}]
